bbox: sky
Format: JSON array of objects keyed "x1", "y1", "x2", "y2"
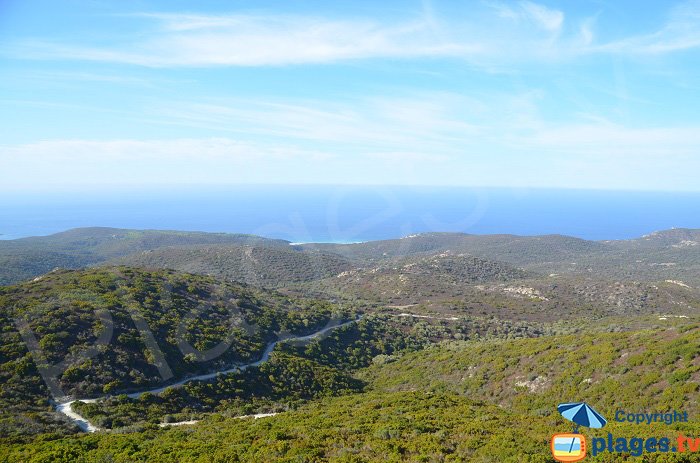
[{"x1": 2, "y1": 0, "x2": 700, "y2": 192}]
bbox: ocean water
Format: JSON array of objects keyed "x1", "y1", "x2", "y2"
[{"x1": 2, "y1": 186, "x2": 700, "y2": 242}]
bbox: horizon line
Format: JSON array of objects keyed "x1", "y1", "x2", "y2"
[
  {"x1": 0, "y1": 224, "x2": 694, "y2": 244},
  {"x1": 4, "y1": 184, "x2": 700, "y2": 195}
]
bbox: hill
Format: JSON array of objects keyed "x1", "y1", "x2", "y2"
[
  {"x1": 297, "y1": 266, "x2": 700, "y2": 322},
  {"x1": 297, "y1": 251, "x2": 533, "y2": 306},
  {"x1": 0, "y1": 267, "x2": 349, "y2": 438},
  {"x1": 0, "y1": 391, "x2": 557, "y2": 462},
  {"x1": 4, "y1": 227, "x2": 700, "y2": 288},
  {"x1": 300, "y1": 229, "x2": 700, "y2": 285},
  {"x1": 111, "y1": 244, "x2": 354, "y2": 288},
  {"x1": 3, "y1": 226, "x2": 700, "y2": 458},
  {"x1": 298, "y1": 231, "x2": 610, "y2": 265},
  {"x1": 363, "y1": 320, "x2": 700, "y2": 416},
  {"x1": 610, "y1": 228, "x2": 700, "y2": 249},
  {"x1": 0, "y1": 228, "x2": 288, "y2": 286},
  {"x1": 4, "y1": 320, "x2": 700, "y2": 462}
]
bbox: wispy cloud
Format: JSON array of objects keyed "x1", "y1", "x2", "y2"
[
  {"x1": 146, "y1": 93, "x2": 483, "y2": 153},
  {"x1": 0, "y1": 90, "x2": 514, "y2": 187},
  {"x1": 145, "y1": 89, "x2": 700, "y2": 161},
  {"x1": 481, "y1": 1, "x2": 565, "y2": 36},
  {"x1": 1, "y1": 138, "x2": 332, "y2": 162},
  {"x1": 596, "y1": 0, "x2": 700, "y2": 54},
  {"x1": 0, "y1": 138, "x2": 335, "y2": 187},
  {"x1": 5, "y1": 1, "x2": 579, "y2": 68},
  {"x1": 0, "y1": 135, "x2": 462, "y2": 188},
  {"x1": 517, "y1": 1, "x2": 565, "y2": 33},
  {"x1": 5, "y1": 86, "x2": 700, "y2": 191},
  {"x1": 4, "y1": 126, "x2": 700, "y2": 191},
  {"x1": 6, "y1": 1, "x2": 700, "y2": 69},
  {"x1": 11, "y1": 13, "x2": 477, "y2": 67},
  {"x1": 577, "y1": 16, "x2": 596, "y2": 46},
  {"x1": 520, "y1": 124, "x2": 700, "y2": 156}
]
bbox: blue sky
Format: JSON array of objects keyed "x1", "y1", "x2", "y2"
[{"x1": 2, "y1": 0, "x2": 700, "y2": 191}]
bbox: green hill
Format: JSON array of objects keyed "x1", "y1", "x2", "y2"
[
  {"x1": 0, "y1": 228, "x2": 288, "y2": 286},
  {"x1": 4, "y1": 227, "x2": 700, "y2": 289},
  {"x1": 0, "y1": 391, "x2": 559, "y2": 463},
  {"x1": 111, "y1": 244, "x2": 354, "y2": 288},
  {"x1": 300, "y1": 229, "x2": 700, "y2": 285},
  {"x1": 4, "y1": 320, "x2": 700, "y2": 462},
  {"x1": 0, "y1": 267, "x2": 348, "y2": 438},
  {"x1": 363, "y1": 321, "x2": 700, "y2": 416},
  {"x1": 3, "y1": 228, "x2": 700, "y2": 461},
  {"x1": 298, "y1": 232, "x2": 610, "y2": 265}
]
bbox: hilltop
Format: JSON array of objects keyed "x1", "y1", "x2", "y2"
[
  {"x1": 110, "y1": 244, "x2": 354, "y2": 287},
  {"x1": 0, "y1": 228, "x2": 287, "y2": 286},
  {"x1": 300, "y1": 229, "x2": 700, "y2": 284},
  {"x1": 298, "y1": 231, "x2": 610, "y2": 265},
  {"x1": 3, "y1": 227, "x2": 700, "y2": 288}
]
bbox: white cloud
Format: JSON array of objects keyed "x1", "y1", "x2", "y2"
[
  {"x1": 578, "y1": 17, "x2": 596, "y2": 46},
  {"x1": 6, "y1": 3, "x2": 577, "y2": 68},
  {"x1": 596, "y1": 0, "x2": 700, "y2": 54},
  {"x1": 143, "y1": 92, "x2": 700, "y2": 176},
  {"x1": 147, "y1": 93, "x2": 483, "y2": 154},
  {"x1": 0, "y1": 91, "x2": 507, "y2": 188},
  {"x1": 0, "y1": 136, "x2": 469, "y2": 189},
  {"x1": 6, "y1": 2, "x2": 700, "y2": 69},
  {"x1": 0, "y1": 138, "x2": 336, "y2": 188},
  {"x1": 483, "y1": 1, "x2": 564, "y2": 34},
  {"x1": 517, "y1": 124, "x2": 700, "y2": 159},
  {"x1": 519, "y1": 1, "x2": 564, "y2": 33},
  {"x1": 526, "y1": 124, "x2": 700, "y2": 149},
  {"x1": 5, "y1": 91, "x2": 700, "y2": 191},
  {"x1": 13, "y1": 13, "x2": 477, "y2": 67},
  {"x1": 2, "y1": 138, "x2": 332, "y2": 163}
]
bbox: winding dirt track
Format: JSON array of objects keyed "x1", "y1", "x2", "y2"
[{"x1": 56, "y1": 318, "x2": 360, "y2": 433}]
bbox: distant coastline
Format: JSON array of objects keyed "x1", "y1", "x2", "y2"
[
  {"x1": 1, "y1": 186, "x2": 699, "y2": 242},
  {"x1": 289, "y1": 241, "x2": 366, "y2": 246}
]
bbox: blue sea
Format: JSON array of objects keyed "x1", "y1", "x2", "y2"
[{"x1": 2, "y1": 186, "x2": 700, "y2": 242}]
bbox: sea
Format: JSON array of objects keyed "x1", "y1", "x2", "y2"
[{"x1": 2, "y1": 185, "x2": 700, "y2": 242}]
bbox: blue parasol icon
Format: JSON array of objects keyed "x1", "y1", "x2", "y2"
[{"x1": 558, "y1": 402, "x2": 607, "y2": 433}]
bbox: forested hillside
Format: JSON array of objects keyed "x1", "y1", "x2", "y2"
[
  {"x1": 5, "y1": 320, "x2": 700, "y2": 462},
  {"x1": 111, "y1": 244, "x2": 354, "y2": 287},
  {"x1": 0, "y1": 228, "x2": 288, "y2": 285},
  {"x1": 2, "y1": 228, "x2": 700, "y2": 462},
  {"x1": 0, "y1": 267, "x2": 349, "y2": 438}
]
